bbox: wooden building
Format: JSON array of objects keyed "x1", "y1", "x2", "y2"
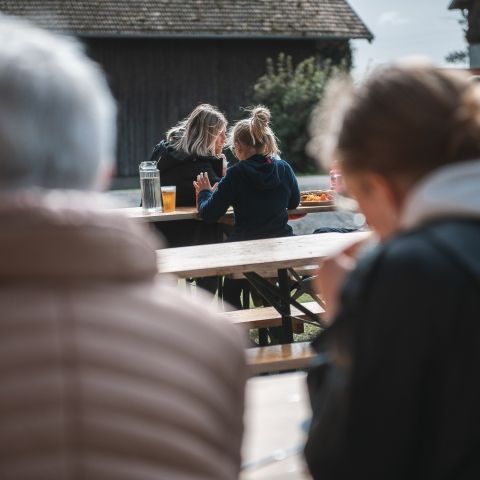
[
  {"x1": 0, "y1": 0, "x2": 372, "y2": 187},
  {"x1": 450, "y1": 0, "x2": 480, "y2": 68}
]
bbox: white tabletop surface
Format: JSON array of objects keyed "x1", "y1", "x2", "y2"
[{"x1": 156, "y1": 231, "x2": 370, "y2": 278}]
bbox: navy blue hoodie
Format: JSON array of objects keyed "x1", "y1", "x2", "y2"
[{"x1": 198, "y1": 154, "x2": 300, "y2": 242}]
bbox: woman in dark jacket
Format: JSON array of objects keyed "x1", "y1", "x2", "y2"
[
  {"x1": 149, "y1": 104, "x2": 228, "y2": 292},
  {"x1": 150, "y1": 106, "x2": 227, "y2": 209},
  {"x1": 305, "y1": 64, "x2": 480, "y2": 480},
  {"x1": 194, "y1": 106, "x2": 300, "y2": 308},
  {"x1": 152, "y1": 141, "x2": 224, "y2": 208}
]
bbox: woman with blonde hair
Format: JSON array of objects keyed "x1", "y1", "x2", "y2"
[
  {"x1": 305, "y1": 62, "x2": 480, "y2": 479},
  {"x1": 148, "y1": 104, "x2": 228, "y2": 293},
  {"x1": 194, "y1": 106, "x2": 300, "y2": 307},
  {"x1": 150, "y1": 103, "x2": 227, "y2": 207}
]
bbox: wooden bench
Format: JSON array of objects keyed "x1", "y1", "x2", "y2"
[
  {"x1": 246, "y1": 342, "x2": 315, "y2": 375},
  {"x1": 222, "y1": 300, "x2": 325, "y2": 330},
  {"x1": 229, "y1": 264, "x2": 317, "y2": 280}
]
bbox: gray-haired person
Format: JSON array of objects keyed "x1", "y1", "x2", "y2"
[{"x1": 0, "y1": 14, "x2": 246, "y2": 480}]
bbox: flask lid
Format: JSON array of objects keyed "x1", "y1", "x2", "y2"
[{"x1": 139, "y1": 160, "x2": 158, "y2": 171}]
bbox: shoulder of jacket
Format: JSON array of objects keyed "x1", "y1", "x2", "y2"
[
  {"x1": 225, "y1": 162, "x2": 242, "y2": 176},
  {"x1": 275, "y1": 158, "x2": 292, "y2": 170},
  {"x1": 353, "y1": 228, "x2": 464, "y2": 294},
  {"x1": 195, "y1": 154, "x2": 218, "y2": 163},
  {"x1": 381, "y1": 227, "x2": 449, "y2": 263},
  {"x1": 149, "y1": 141, "x2": 164, "y2": 160}
]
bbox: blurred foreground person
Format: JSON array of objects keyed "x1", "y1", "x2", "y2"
[
  {"x1": 0, "y1": 15, "x2": 245, "y2": 480},
  {"x1": 305, "y1": 63, "x2": 480, "y2": 479}
]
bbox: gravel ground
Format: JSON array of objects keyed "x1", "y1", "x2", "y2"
[
  {"x1": 288, "y1": 175, "x2": 361, "y2": 235},
  {"x1": 107, "y1": 175, "x2": 362, "y2": 233}
]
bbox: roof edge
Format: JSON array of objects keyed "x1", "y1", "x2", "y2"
[
  {"x1": 449, "y1": 0, "x2": 471, "y2": 9},
  {"x1": 74, "y1": 31, "x2": 373, "y2": 41}
]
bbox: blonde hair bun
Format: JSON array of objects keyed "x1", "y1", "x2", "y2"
[
  {"x1": 229, "y1": 104, "x2": 279, "y2": 157},
  {"x1": 251, "y1": 106, "x2": 271, "y2": 126}
]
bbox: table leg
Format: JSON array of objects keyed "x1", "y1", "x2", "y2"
[
  {"x1": 243, "y1": 269, "x2": 322, "y2": 345},
  {"x1": 258, "y1": 328, "x2": 269, "y2": 346},
  {"x1": 278, "y1": 268, "x2": 293, "y2": 344},
  {"x1": 244, "y1": 272, "x2": 321, "y2": 325}
]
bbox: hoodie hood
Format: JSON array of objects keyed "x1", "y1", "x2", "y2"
[
  {"x1": 155, "y1": 140, "x2": 222, "y2": 175},
  {"x1": 155, "y1": 140, "x2": 191, "y2": 173},
  {"x1": 237, "y1": 154, "x2": 282, "y2": 191},
  {"x1": 400, "y1": 159, "x2": 480, "y2": 230}
]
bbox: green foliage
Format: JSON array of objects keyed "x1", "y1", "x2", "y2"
[
  {"x1": 446, "y1": 11, "x2": 468, "y2": 65},
  {"x1": 251, "y1": 53, "x2": 344, "y2": 173},
  {"x1": 445, "y1": 50, "x2": 468, "y2": 64}
]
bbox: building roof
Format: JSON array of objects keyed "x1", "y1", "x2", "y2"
[
  {"x1": 0, "y1": 0, "x2": 373, "y2": 40},
  {"x1": 449, "y1": 0, "x2": 471, "y2": 9}
]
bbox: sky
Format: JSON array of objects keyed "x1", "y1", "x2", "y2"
[{"x1": 347, "y1": 0, "x2": 468, "y2": 80}]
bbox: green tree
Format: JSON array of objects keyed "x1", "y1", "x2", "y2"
[
  {"x1": 250, "y1": 53, "x2": 343, "y2": 173},
  {"x1": 446, "y1": 10, "x2": 468, "y2": 65}
]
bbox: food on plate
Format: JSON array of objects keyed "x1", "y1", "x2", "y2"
[
  {"x1": 302, "y1": 193, "x2": 330, "y2": 202},
  {"x1": 300, "y1": 190, "x2": 334, "y2": 203}
]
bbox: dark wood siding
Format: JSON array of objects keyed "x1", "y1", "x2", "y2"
[{"x1": 84, "y1": 37, "x2": 343, "y2": 187}]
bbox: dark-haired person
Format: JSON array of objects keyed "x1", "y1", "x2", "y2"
[{"x1": 305, "y1": 61, "x2": 480, "y2": 480}]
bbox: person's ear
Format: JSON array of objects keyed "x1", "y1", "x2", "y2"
[
  {"x1": 363, "y1": 172, "x2": 405, "y2": 239},
  {"x1": 234, "y1": 142, "x2": 242, "y2": 160},
  {"x1": 365, "y1": 172, "x2": 404, "y2": 214}
]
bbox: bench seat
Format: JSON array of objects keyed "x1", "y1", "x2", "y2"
[
  {"x1": 222, "y1": 301, "x2": 324, "y2": 329},
  {"x1": 246, "y1": 342, "x2": 315, "y2": 375},
  {"x1": 229, "y1": 264, "x2": 317, "y2": 280}
]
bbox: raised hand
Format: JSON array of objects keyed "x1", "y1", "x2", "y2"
[{"x1": 193, "y1": 172, "x2": 214, "y2": 194}]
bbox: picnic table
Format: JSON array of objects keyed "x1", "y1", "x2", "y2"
[
  {"x1": 114, "y1": 204, "x2": 336, "y2": 222},
  {"x1": 157, "y1": 231, "x2": 370, "y2": 343}
]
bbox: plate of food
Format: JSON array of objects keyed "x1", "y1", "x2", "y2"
[{"x1": 300, "y1": 190, "x2": 335, "y2": 206}]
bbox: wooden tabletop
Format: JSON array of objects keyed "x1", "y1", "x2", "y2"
[
  {"x1": 241, "y1": 371, "x2": 312, "y2": 480},
  {"x1": 114, "y1": 203, "x2": 336, "y2": 222},
  {"x1": 156, "y1": 231, "x2": 370, "y2": 278},
  {"x1": 117, "y1": 206, "x2": 198, "y2": 221}
]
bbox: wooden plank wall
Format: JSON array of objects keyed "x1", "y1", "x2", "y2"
[{"x1": 84, "y1": 37, "x2": 341, "y2": 186}]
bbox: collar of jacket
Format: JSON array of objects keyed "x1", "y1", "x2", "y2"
[
  {"x1": 244, "y1": 154, "x2": 271, "y2": 163},
  {"x1": 0, "y1": 189, "x2": 160, "y2": 282},
  {"x1": 400, "y1": 159, "x2": 480, "y2": 230},
  {"x1": 157, "y1": 140, "x2": 222, "y2": 172}
]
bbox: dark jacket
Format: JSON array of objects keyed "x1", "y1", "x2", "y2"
[
  {"x1": 197, "y1": 154, "x2": 300, "y2": 242},
  {"x1": 151, "y1": 140, "x2": 223, "y2": 206},
  {"x1": 305, "y1": 219, "x2": 480, "y2": 480},
  {"x1": 148, "y1": 140, "x2": 224, "y2": 248}
]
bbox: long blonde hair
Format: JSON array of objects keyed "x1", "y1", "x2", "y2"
[
  {"x1": 228, "y1": 106, "x2": 280, "y2": 157},
  {"x1": 170, "y1": 104, "x2": 227, "y2": 156}
]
